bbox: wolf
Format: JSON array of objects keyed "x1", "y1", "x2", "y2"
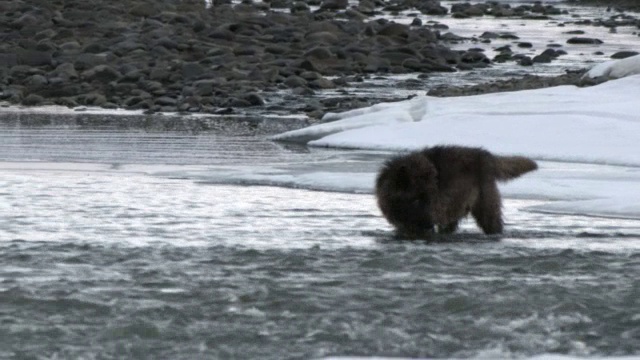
[{"x1": 375, "y1": 145, "x2": 537, "y2": 238}]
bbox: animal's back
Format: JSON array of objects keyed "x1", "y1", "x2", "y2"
[{"x1": 423, "y1": 145, "x2": 537, "y2": 182}]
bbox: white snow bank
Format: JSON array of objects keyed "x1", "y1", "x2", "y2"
[
  {"x1": 584, "y1": 54, "x2": 640, "y2": 80},
  {"x1": 273, "y1": 61, "x2": 640, "y2": 220},
  {"x1": 276, "y1": 75, "x2": 640, "y2": 167},
  {"x1": 271, "y1": 95, "x2": 428, "y2": 143}
]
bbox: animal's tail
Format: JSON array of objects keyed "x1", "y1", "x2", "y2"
[{"x1": 494, "y1": 155, "x2": 538, "y2": 181}]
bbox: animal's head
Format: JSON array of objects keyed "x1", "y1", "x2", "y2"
[{"x1": 375, "y1": 152, "x2": 439, "y2": 238}]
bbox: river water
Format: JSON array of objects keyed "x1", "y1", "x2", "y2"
[
  {"x1": 2, "y1": 1, "x2": 640, "y2": 358},
  {"x1": 1, "y1": 124, "x2": 640, "y2": 360}
]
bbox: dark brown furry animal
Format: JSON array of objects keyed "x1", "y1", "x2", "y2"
[{"x1": 375, "y1": 145, "x2": 537, "y2": 238}]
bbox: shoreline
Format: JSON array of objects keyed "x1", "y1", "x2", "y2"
[{"x1": 1, "y1": 0, "x2": 638, "y2": 120}]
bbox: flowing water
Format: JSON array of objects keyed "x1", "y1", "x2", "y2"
[
  {"x1": 1, "y1": 122, "x2": 640, "y2": 360},
  {"x1": 2, "y1": 2, "x2": 640, "y2": 358}
]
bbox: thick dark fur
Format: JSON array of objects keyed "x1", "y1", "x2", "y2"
[{"x1": 375, "y1": 145, "x2": 537, "y2": 238}]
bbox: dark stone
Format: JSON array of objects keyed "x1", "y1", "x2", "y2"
[
  {"x1": 465, "y1": 4, "x2": 487, "y2": 16},
  {"x1": 54, "y1": 97, "x2": 79, "y2": 108},
  {"x1": 209, "y1": 28, "x2": 235, "y2": 41},
  {"x1": 182, "y1": 62, "x2": 206, "y2": 80},
  {"x1": 83, "y1": 43, "x2": 109, "y2": 54},
  {"x1": 611, "y1": 51, "x2": 639, "y2": 59},
  {"x1": 22, "y1": 93, "x2": 45, "y2": 106},
  {"x1": 518, "y1": 56, "x2": 533, "y2": 66},
  {"x1": 490, "y1": 6, "x2": 515, "y2": 17},
  {"x1": 227, "y1": 97, "x2": 252, "y2": 107},
  {"x1": 36, "y1": 41, "x2": 57, "y2": 52},
  {"x1": 300, "y1": 71, "x2": 321, "y2": 81},
  {"x1": 18, "y1": 39, "x2": 39, "y2": 50},
  {"x1": 129, "y1": 4, "x2": 159, "y2": 17},
  {"x1": 420, "y1": 46, "x2": 460, "y2": 66},
  {"x1": 401, "y1": 58, "x2": 425, "y2": 71},
  {"x1": 291, "y1": 2, "x2": 310, "y2": 13},
  {"x1": 284, "y1": 75, "x2": 308, "y2": 88},
  {"x1": 480, "y1": 31, "x2": 499, "y2": 39},
  {"x1": 265, "y1": 45, "x2": 289, "y2": 55},
  {"x1": 10, "y1": 65, "x2": 43, "y2": 79},
  {"x1": 121, "y1": 70, "x2": 144, "y2": 82},
  {"x1": 304, "y1": 47, "x2": 333, "y2": 60},
  {"x1": 451, "y1": 3, "x2": 471, "y2": 14},
  {"x1": 82, "y1": 65, "x2": 122, "y2": 83},
  {"x1": 361, "y1": 56, "x2": 391, "y2": 73},
  {"x1": 60, "y1": 41, "x2": 82, "y2": 53},
  {"x1": 234, "y1": 46, "x2": 262, "y2": 56},
  {"x1": 244, "y1": 93, "x2": 265, "y2": 106},
  {"x1": 0, "y1": 87, "x2": 24, "y2": 102},
  {"x1": 517, "y1": 42, "x2": 533, "y2": 48},
  {"x1": 153, "y1": 37, "x2": 179, "y2": 50},
  {"x1": 150, "y1": 67, "x2": 172, "y2": 82},
  {"x1": 112, "y1": 40, "x2": 146, "y2": 56},
  {"x1": 39, "y1": 84, "x2": 83, "y2": 98},
  {"x1": 493, "y1": 52, "x2": 513, "y2": 63},
  {"x1": 309, "y1": 77, "x2": 335, "y2": 89},
  {"x1": 193, "y1": 79, "x2": 222, "y2": 96},
  {"x1": 532, "y1": 53, "x2": 553, "y2": 63},
  {"x1": 73, "y1": 53, "x2": 109, "y2": 71},
  {"x1": 379, "y1": 52, "x2": 418, "y2": 66},
  {"x1": 11, "y1": 14, "x2": 41, "y2": 30},
  {"x1": 292, "y1": 86, "x2": 315, "y2": 96},
  {"x1": 305, "y1": 31, "x2": 340, "y2": 44},
  {"x1": 461, "y1": 50, "x2": 489, "y2": 64},
  {"x1": 418, "y1": 1, "x2": 447, "y2": 15},
  {"x1": 78, "y1": 93, "x2": 107, "y2": 106},
  {"x1": 498, "y1": 33, "x2": 519, "y2": 40},
  {"x1": 0, "y1": 53, "x2": 18, "y2": 68},
  {"x1": 522, "y1": 14, "x2": 550, "y2": 20},
  {"x1": 17, "y1": 50, "x2": 52, "y2": 67},
  {"x1": 411, "y1": 18, "x2": 423, "y2": 27},
  {"x1": 298, "y1": 59, "x2": 321, "y2": 72},
  {"x1": 124, "y1": 96, "x2": 145, "y2": 107},
  {"x1": 378, "y1": 23, "x2": 410, "y2": 38},
  {"x1": 567, "y1": 37, "x2": 603, "y2": 44},
  {"x1": 320, "y1": 0, "x2": 348, "y2": 10},
  {"x1": 440, "y1": 32, "x2": 467, "y2": 42},
  {"x1": 154, "y1": 96, "x2": 178, "y2": 106},
  {"x1": 25, "y1": 74, "x2": 48, "y2": 90}
]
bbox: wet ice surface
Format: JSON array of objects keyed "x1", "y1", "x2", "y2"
[{"x1": 1, "y1": 127, "x2": 640, "y2": 359}]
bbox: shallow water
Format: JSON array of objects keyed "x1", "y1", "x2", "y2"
[{"x1": 1, "y1": 125, "x2": 640, "y2": 359}]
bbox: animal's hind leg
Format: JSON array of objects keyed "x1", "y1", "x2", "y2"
[
  {"x1": 437, "y1": 221, "x2": 459, "y2": 234},
  {"x1": 471, "y1": 181, "x2": 503, "y2": 235}
]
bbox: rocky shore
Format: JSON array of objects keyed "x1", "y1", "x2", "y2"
[
  {"x1": 1, "y1": 0, "x2": 638, "y2": 119},
  {"x1": 570, "y1": 0, "x2": 640, "y2": 12}
]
